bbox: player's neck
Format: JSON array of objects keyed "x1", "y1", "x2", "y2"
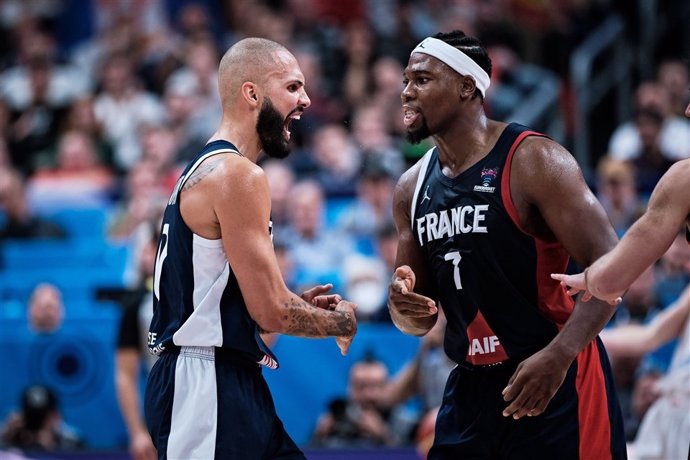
[
  {"x1": 209, "y1": 120, "x2": 261, "y2": 163},
  {"x1": 434, "y1": 114, "x2": 499, "y2": 176}
]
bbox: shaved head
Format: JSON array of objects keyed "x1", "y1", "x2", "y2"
[{"x1": 218, "y1": 38, "x2": 294, "y2": 106}]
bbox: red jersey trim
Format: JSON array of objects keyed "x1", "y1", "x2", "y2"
[
  {"x1": 499, "y1": 130, "x2": 574, "y2": 326},
  {"x1": 499, "y1": 130, "x2": 538, "y2": 234},
  {"x1": 576, "y1": 342, "x2": 613, "y2": 460}
]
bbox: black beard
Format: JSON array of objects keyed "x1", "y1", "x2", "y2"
[
  {"x1": 256, "y1": 98, "x2": 291, "y2": 159},
  {"x1": 405, "y1": 120, "x2": 431, "y2": 144}
]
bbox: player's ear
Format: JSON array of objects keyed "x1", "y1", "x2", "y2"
[
  {"x1": 458, "y1": 76, "x2": 476, "y2": 101},
  {"x1": 241, "y1": 82, "x2": 260, "y2": 106}
]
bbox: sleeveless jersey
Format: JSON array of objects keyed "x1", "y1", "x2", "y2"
[
  {"x1": 147, "y1": 140, "x2": 278, "y2": 369},
  {"x1": 411, "y1": 123, "x2": 574, "y2": 368}
]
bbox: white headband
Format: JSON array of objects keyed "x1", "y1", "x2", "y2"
[{"x1": 411, "y1": 37, "x2": 490, "y2": 97}]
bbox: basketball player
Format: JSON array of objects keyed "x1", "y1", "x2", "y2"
[
  {"x1": 388, "y1": 31, "x2": 626, "y2": 459},
  {"x1": 144, "y1": 38, "x2": 357, "y2": 460}
]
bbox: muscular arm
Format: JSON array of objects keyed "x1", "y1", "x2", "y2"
[
  {"x1": 502, "y1": 138, "x2": 619, "y2": 418},
  {"x1": 189, "y1": 157, "x2": 355, "y2": 339},
  {"x1": 588, "y1": 159, "x2": 690, "y2": 300},
  {"x1": 388, "y1": 163, "x2": 438, "y2": 336},
  {"x1": 515, "y1": 138, "x2": 619, "y2": 360},
  {"x1": 602, "y1": 284, "x2": 690, "y2": 357}
]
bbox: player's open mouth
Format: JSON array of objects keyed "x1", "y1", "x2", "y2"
[
  {"x1": 283, "y1": 108, "x2": 303, "y2": 141},
  {"x1": 403, "y1": 106, "x2": 421, "y2": 128}
]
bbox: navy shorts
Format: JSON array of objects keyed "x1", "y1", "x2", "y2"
[
  {"x1": 145, "y1": 346, "x2": 304, "y2": 460},
  {"x1": 429, "y1": 338, "x2": 627, "y2": 459}
]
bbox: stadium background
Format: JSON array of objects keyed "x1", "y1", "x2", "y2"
[{"x1": 0, "y1": 0, "x2": 688, "y2": 458}]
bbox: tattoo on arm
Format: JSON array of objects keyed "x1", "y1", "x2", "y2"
[
  {"x1": 282, "y1": 298, "x2": 354, "y2": 337},
  {"x1": 182, "y1": 157, "x2": 224, "y2": 191}
]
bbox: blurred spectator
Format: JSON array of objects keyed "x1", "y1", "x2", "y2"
[
  {"x1": 282, "y1": 180, "x2": 354, "y2": 290},
  {"x1": 309, "y1": 124, "x2": 360, "y2": 197},
  {"x1": 60, "y1": 95, "x2": 114, "y2": 168},
  {"x1": 262, "y1": 158, "x2": 296, "y2": 228},
  {"x1": 70, "y1": 11, "x2": 146, "y2": 83},
  {"x1": 656, "y1": 59, "x2": 690, "y2": 118},
  {"x1": 610, "y1": 265, "x2": 659, "y2": 327},
  {"x1": 175, "y1": 2, "x2": 216, "y2": 42},
  {"x1": 165, "y1": 35, "x2": 220, "y2": 132},
  {"x1": 27, "y1": 129, "x2": 115, "y2": 210},
  {"x1": 337, "y1": 156, "x2": 396, "y2": 241},
  {"x1": 107, "y1": 160, "x2": 166, "y2": 287},
  {"x1": 342, "y1": 254, "x2": 388, "y2": 322},
  {"x1": 375, "y1": 219, "x2": 398, "y2": 274},
  {"x1": 606, "y1": 266, "x2": 661, "y2": 439},
  {"x1": 350, "y1": 103, "x2": 405, "y2": 178},
  {"x1": 312, "y1": 356, "x2": 396, "y2": 447},
  {"x1": 93, "y1": 52, "x2": 165, "y2": 171},
  {"x1": 608, "y1": 82, "x2": 690, "y2": 193},
  {"x1": 138, "y1": 124, "x2": 182, "y2": 193},
  {"x1": 108, "y1": 160, "x2": 167, "y2": 241},
  {"x1": 602, "y1": 285, "x2": 690, "y2": 460},
  {"x1": 0, "y1": 167, "x2": 66, "y2": 240},
  {"x1": 1, "y1": 23, "x2": 89, "y2": 174},
  {"x1": 27, "y1": 283, "x2": 64, "y2": 334},
  {"x1": 274, "y1": 236, "x2": 297, "y2": 292},
  {"x1": 340, "y1": 20, "x2": 378, "y2": 110},
  {"x1": 115, "y1": 224, "x2": 158, "y2": 460},
  {"x1": 380, "y1": 311, "x2": 454, "y2": 414},
  {"x1": 161, "y1": 78, "x2": 209, "y2": 163},
  {"x1": 291, "y1": 47, "x2": 343, "y2": 141},
  {"x1": 595, "y1": 156, "x2": 645, "y2": 236},
  {"x1": 1, "y1": 385, "x2": 83, "y2": 451}
]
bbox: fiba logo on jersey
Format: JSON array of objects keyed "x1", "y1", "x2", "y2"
[{"x1": 474, "y1": 167, "x2": 499, "y2": 193}]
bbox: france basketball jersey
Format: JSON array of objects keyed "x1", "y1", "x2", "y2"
[
  {"x1": 411, "y1": 123, "x2": 571, "y2": 368},
  {"x1": 147, "y1": 140, "x2": 278, "y2": 369}
]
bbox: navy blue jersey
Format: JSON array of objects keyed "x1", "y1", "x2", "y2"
[
  {"x1": 411, "y1": 123, "x2": 574, "y2": 368},
  {"x1": 148, "y1": 140, "x2": 278, "y2": 369}
]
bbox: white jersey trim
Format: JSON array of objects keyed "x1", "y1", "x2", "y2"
[
  {"x1": 192, "y1": 234, "x2": 224, "y2": 248},
  {"x1": 167, "y1": 347, "x2": 218, "y2": 459},
  {"x1": 410, "y1": 148, "x2": 435, "y2": 229}
]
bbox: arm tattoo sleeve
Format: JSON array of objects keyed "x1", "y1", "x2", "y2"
[{"x1": 281, "y1": 298, "x2": 354, "y2": 337}]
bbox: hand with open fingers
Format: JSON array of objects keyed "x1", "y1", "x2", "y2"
[
  {"x1": 334, "y1": 299, "x2": 357, "y2": 355},
  {"x1": 550, "y1": 273, "x2": 621, "y2": 306},
  {"x1": 388, "y1": 265, "x2": 437, "y2": 318},
  {"x1": 301, "y1": 284, "x2": 342, "y2": 310},
  {"x1": 501, "y1": 348, "x2": 570, "y2": 420}
]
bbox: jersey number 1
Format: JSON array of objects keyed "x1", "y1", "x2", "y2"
[{"x1": 444, "y1": 251, "x2": 463, "y2": 290}]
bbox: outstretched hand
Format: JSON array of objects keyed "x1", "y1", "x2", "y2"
[
  {"x1": 301, "y1": 284, "x2": 342, "y2": 311},
  {"x1": 389, "y1": 265, "x2": 437, "y2": 318},
  {"x1": 550, "y1": 272, "x2": 621, "y2": 306}
]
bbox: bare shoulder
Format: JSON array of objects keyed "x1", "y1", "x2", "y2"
[
  {"x1": 180, "y1": 154, "x2": 269, "y2": 238},
  {"x1": 512, "y1": 136, "x2": 579, "y2": 179},
  {"x1": 186, "y1": 154, "x2": 267, "y2": 197},
  {"x1": 510, "y1": 136, "x2": 585, "y2": 199}
]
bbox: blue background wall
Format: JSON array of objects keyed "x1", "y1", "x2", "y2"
[{"x1": 0, "y1": 319, "x2": 421, "y2": 449}]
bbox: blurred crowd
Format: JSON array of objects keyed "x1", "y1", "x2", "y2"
[{"x1": 0, "y1": 0, "x2": 688, "y2": 458}]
